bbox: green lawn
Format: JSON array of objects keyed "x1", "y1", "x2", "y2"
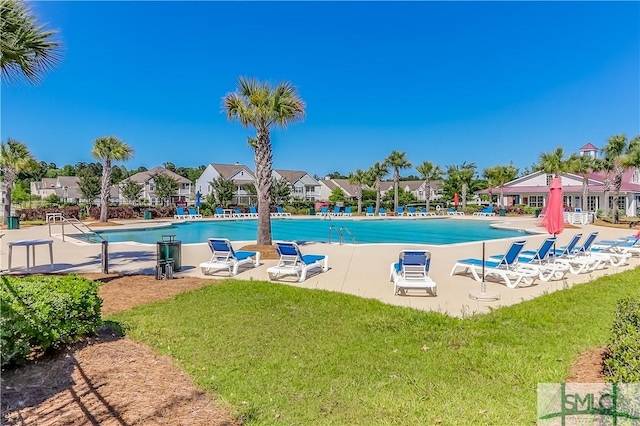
[{"x1": 109, "y1": 268, "x2": 640, "y2": 425}]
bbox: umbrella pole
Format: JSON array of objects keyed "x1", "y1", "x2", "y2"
[{"x1": 469, "y1": 241, "x2": 500, "y2": 302}]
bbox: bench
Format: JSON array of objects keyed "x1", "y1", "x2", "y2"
[{"x1": 7, "y1": 239, "x2": 54, "y2": 273}]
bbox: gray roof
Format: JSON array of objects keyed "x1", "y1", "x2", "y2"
[
  {"x1": 126, "y1": 166, "x2": 191, "y2": 184},
  {"x1": 210, "y1": 163, "x2": 255, "y2": 180},
  {"x1": 274, "y1": 169, "x2": 307, "y2": 184}
]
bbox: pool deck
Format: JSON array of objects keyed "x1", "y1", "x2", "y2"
[{"x1": 1, "y1": 215, "x2": 637, "y2": 317}]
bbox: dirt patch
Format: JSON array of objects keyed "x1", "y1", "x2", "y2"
[
  {"x1": 1, "y1": 274, "x2": 239, "y2": 426},
  {"x1": 239, "y1": 244, "x2": 279, "y2": 260},
  {"x1": 566, "y1": 347, "x2": 608, "y2": 383}
]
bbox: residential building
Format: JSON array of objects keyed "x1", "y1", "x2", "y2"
[
  {"x1": 195, "y1": 163, "x2": 256, "y2": 205},
  {"x1": 122, "y1": 166, "x2": 192, "y2": 206},
  {"x1": 318, "y1": 178, "x2": 362, "y2": 201},
  {"x1": 30, "y1": 176, "x2": 118, "y2": 204},
  {"x1": 273, "y1": 170, "x2": 321, "y2": 201}
]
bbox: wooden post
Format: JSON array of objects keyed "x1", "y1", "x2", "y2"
[{"x1": 101, "y1": 240, "x2": 108, "y2": 273}]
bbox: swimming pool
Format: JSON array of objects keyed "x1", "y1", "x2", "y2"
[{"x1": 94, "y1": 218, "x2": 528, "y2": 245}]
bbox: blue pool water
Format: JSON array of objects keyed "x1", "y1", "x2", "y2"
[{"x1": 94, "y1": 218, "x2": 527, "y2": 245}]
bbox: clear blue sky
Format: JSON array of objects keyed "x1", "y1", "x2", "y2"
[{"x1": 2, "y1": 1, "x2": 639, "y2": 179}]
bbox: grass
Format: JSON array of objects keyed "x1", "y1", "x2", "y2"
[{"x1": 109, "y1": 268, "x2": 640, "y2": 425}]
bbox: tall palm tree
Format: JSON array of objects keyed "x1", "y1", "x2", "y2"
[
  {"x1": 1, "y1": 0, "x2": 62, "y2": 84},
  {"x1": 458, "y1": 164, "x2": 476, "y2": 210},
  {"x1": 416, "y1": 161, "x2": 442, "y2": 212},
  {"x1": 223, "y1": 77, "x2": 305, "y2": 245},
  {"x1": 91, "y1": 136, "x2": 134, "y2": 222},
  {"x1": 367, "y1": 162, "x2": 389, "y2": 215},
  {"x1": 482, "y1": 166, "x2": 498, "y2": 205},
  {"x1": 603, "y1": 134, "x2": 631, "y2": 223},
  {"x1": 0, "y1": 138, "x2": 37, "y2": 224},
  {"x1": 385, "y1": 150, "x2": 412, "y2": 213},
  {"x1": 348, "y1": 168, "x2": 367, "y2": 214}
]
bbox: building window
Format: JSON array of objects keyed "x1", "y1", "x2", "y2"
[
  {"x1": 632, "y1": 169, "x2": 640, "y2": 184},
  {"x1": 587, "y1": 196, "x2": 598, "y2": 212},
  {"x1": 149, "y1": 181, "x2": 155, "y2": 191},
  {"x1": 305, "y1": 185, "x2": 315, "y2": 194},
  {"x1": 608, "y1": 196, "x2": 626, "y2": 211},
  {"x1": 528, "y1": 195, "x2": 544, "y2": 208}
]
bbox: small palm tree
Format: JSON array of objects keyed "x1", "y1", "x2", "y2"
[
  {"x1": 0, "y1": 0, "x2": 62, "y2": 84},
  {"x1": 348, "y1": 168, "x2": 367, "y2": 214},
  {"x1": 0, "y1": 138, "x2": 37, "y2": 224},
  {"x1": 385, "y1": 150, "x2": 412, "y2": 213},
  {"x1": 367, "y1": 162, "x2": 389, "y2": 215},
  {"x1": 223, "y1": 77, "x2": 305, "y2": 245},
  {"x1": 91, "y1": 136, "x2": 134, "y2": 222},
  {"x1": 492, "y1": 164, "x2": 519, "y2": 208},
  {"x1": 569, "y1": 155, "x2": 600, "y2": 212},
  {"x1": 538, "y1": 147, "x2": 574, "y2": 178},
  {"x1": 416, "y1": 161, "x2": 443, "y2": 212}
]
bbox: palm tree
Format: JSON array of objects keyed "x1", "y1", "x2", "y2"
[
  {"x1": 367, "y1": 162, "x2": 389, "y2": 215},
  {"x1": 482, "y1": 166, "x2": 498, "y2": 205},
  {"x1": 569, "y1": 155, "x2": 600, "y2": 212},
  {"x1": 91, "y1": 136, "x2": 134, "y2": 222},
  {"x1": 385, "y1": 150, "x2": 412, "y2": 213},
  {"x1": 492, "y1": 164, "x2": 519, "y2": 208},
  {"x1": 416, "y1": 161, "x2": 443, "y2": 212},
  {"x1": 603, "y1": 134, "x2": 632, "y2": 223},
  {"x1": 458, "y1": 164, "x2": 476, "y2": 210},
  {"x1": 223, "y1": 77, "x2": 305, "y2": 245},
  {"x1": 348, "y1": 168, "x2": 367, "y2": 214},
  {"x1": 1, "y1": 0, "x2": 62, "y2": 84},
  {"x1": 0, "y1": 138, "x2": 37, "y2": 224},
  {"x1": 538, "y1": 147, "x2": 576, "y2": 177}
]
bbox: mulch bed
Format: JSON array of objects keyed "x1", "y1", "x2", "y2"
[{"x1": 1, "y1": 271, "x2": 609, "y2": 424}]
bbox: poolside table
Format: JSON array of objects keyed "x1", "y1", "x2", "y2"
[{"x1": 7, "y1": 239, "x2": 54, "y2": 273}]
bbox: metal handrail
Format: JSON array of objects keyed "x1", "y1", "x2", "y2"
[
  {"x1": 339, "y1": 226, "x2": 355, "y2": 244},
  {"x1": 328, "y1": 226, "x2": 341, "y2": 244},
  {"x1": 48, "y1": 213, "x2": 105, "y2": 242},
  {"x1": 328, "y1": 225, "x2": 355, "y2": 245}
]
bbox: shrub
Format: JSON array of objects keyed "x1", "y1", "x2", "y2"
[
  {"x1": 0, "y1": 275, "x2": 102, "y2": 367},
  {"x1": 603, "y1": 297, "x2": 640, "y2": 383}
]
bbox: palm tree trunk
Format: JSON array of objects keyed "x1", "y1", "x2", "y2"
[
  {"x1": 356, "y1": 189, "x2": 362, "y2": 215},
  {"x1": 462, "y1": 183, "x2": 468, "y2": 210},
  {"x1": 425, "y1": 181, "x2": 431, "y2": 212},
  {"x1": 254, "y1": 127, "x2": 273, "y2": 245},
  {"x1": 603, "y1": 172, "x2": 611, "y2": 218},
  {"x1": 613, "y1": 166, "x2": 623, "y2": 224},
  {"x1": 499, "y1": 187, "x2": 504, "y2": 209},
  {"x1": 99, "y1": 160, "x2": 112, "y2": 222},
  {"x1": 582, "y1": 175, "x2": 589, "y2": 212},
  {"x1": 393, "y1": 170, "x2": 399, "y2": 213},
  {"x1": 375, "y1": 180, "x2": 381, "y2": 214},
  {"x1": 3, "y1": 167, "x2": 15, "y2": 224}
]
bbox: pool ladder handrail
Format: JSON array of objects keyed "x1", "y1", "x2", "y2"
[{"x1": 328, "y1": 225, "x2": 355, "y2": 245}]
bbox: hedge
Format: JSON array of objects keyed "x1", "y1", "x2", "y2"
[
  {"x1": 0, "y1": 275, "x2": 102, "y2": 367},
  {"x1": 603, "y1": 297, "x2": 640, "y2": 383}
]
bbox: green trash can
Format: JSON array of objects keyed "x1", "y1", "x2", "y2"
[
  {"x1": 7, "y1": 216, "x2": 19, "y2": 229},
  {"x1": 156, "y1": 235, "x2": 182, "y2": 272},
  {"x1": 144, "y1": 210, "x2": 153, "y2": 220},
  {"x1": 499, "y1": 209, "x2": 507, "y2": 217},
  {"x1": 535, "y1": 209, "x2": 541, "y2": 218},
  {"x1": 309, "y1": 207, "x2": 315, "y2": 215}
]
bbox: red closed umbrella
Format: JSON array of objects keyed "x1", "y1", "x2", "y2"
[
  {"x1": 454, "y1": 193, "x2": 459, "y2": 207},
  {"x1": 542, "y1": 177, "x2": 564, "y2": 235}
]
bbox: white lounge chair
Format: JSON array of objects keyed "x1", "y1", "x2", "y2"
[
  {"x1": 188, "y1": 208, "x2": 203, "y2": 219},
  {"x1": 174, "y1": 207, "x2": 189, "y2": 220},
  {"x1": 389, "y1": 250, "x2": 436, "y2": 296},
  {"x1": 492, "y1": 237, "x2": 569, "y2": 282},
  {"x1": 450, "y1": 240, "x2": 538, "y2": 288},
  {"x1": 343, "y1": 206, "x2": 353, "y2": 217},
  {"x1": 199, "y1": 238, "x2": 261, "y2": 276},
  {"x1": 365, "y1": 206, "x2": 375, "y2": 217},
  {"x1": 248, "y1": 206, "x2": 259, "y2": 217},
  {"x1": 266, "y1": 241, "x2": 328, "y2": 282}
]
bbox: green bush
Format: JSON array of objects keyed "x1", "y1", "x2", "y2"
[
  {"x1": 604, "y1": 297, "x2": 640, "y2": 382},
  {"x1": 0, "y1": 274, "x2": 102, "y2": 367}
]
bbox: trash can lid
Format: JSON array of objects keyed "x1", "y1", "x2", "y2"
[{"x1": 161, "y1": 235, "x2": 176, "y2": 242}]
